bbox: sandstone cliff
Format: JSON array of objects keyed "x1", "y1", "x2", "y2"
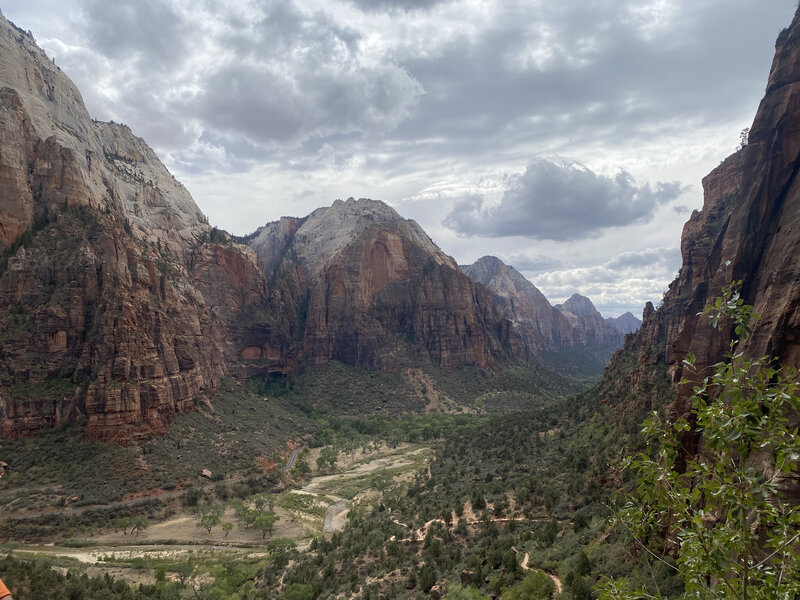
[
  {"x1": 245, "y1": 199, "x2": 515, "y2": 370},
  {"x1": 0, "y1": 14, "x2": 264, "y2": 441},
  {"x1": 604, "y1": 6, "x2": 800, "y2": 420},
  {"x1": 461, "y1": 257, "x2": 624, "y2": 374},
  {"x1": 556, "y1": 293, "x2": 625, "y2": 351},
  {"x1": 460, "y1": 256, "x2": 575, "y2": 354},
  {"x1": 605, "y1": 311, "x2": 642, "y2": 335}
]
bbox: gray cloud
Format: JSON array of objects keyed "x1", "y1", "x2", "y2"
[
  {"x1": 19, "y1": 0, "x2": 793, "y2": 175},
  {"x1": 503, "y1": 253, "x2": 562, "y2": 274},
  {"x1": 443, "y1": 159, "x2": 684, "y2": 240},
  {"x1": 348, "y1": 0, "x2": 450, "y2": 13},
  {"x1": 77, "y1": 0, "x2": 188, "y2": 70},
  {"x1": 531, "y1": 246, "x2": 682, "y2": 317},
  {"x1": 371, "y1": 0, "x2": 797, "y2": 171},
  {"x1": 65, "y1": 0, "x2": 423, "y2": 155},
  {"x1": 606, "y1": 247, "x2": 681, "y2": 271}
]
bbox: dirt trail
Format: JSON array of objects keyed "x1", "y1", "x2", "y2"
[
  {"x1": 549, "y1": 573, "x2": 562, "y2": 594},
  {"x1": 519, "y1": 551, "x2": 561, "y2": 596}
]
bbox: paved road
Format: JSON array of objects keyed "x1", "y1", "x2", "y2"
[
  {"x1": 6, "y1": 445, "x2": 307, "y2": 522},
  {"x1": 281, "y1": 446, "x2": 305, "y2": 472}
]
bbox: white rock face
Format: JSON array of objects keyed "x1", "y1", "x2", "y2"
[
  {"x1": 251, "y1": 198, "x2": 458, "y2": 278},
  {"x1": 0, "y1": 13, "x2": 209, "y2": 261}
]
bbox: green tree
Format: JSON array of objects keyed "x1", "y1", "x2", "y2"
[
  {"x1": 500, "y1": 570, "x2": 555, "y2": 600},
  {"x1": 284, "y1": 583, "x2": 314, "y2": 600},
  {"x1": 268, "y1": 538, "x2": 298, "y2": 570},
  {"x1": 317, "y1": 446, "x2": 339, "y2": 472},
  {"x1": 114, "y1": 517, "x2": 131, "y2": 535},
  {"x1": 294, "y1": 458, "x2": 311, "y2": 475},
  {"x1": 599, "y1": 283, "x2": 800, "y2": 600},
  {"x1": 254, "y1": 512, "x2": 278, "y2": 538},
  {"x1": 130, "y1": 515, "x2": 148, "y2": 537},
  {"x1": 196, "y1": 502, "x2": 224, "y2": 535},
  {"x1": 197, "y1": 512, "x2": 221, "y2": 534},
  {"x1": 420, "y1": 564, "x2": 438, "y2": 593},
  {"x1": 445, "y1": 584, "x2": 487, "y2": 599}
]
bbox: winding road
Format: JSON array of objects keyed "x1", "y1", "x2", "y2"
[{"x1": 281, "y1": 446, "x2": 304, "y2": 472}]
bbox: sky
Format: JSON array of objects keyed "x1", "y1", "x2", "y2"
[{"x1": 1, "y1": 0, "x2": 796, "y2": 317}]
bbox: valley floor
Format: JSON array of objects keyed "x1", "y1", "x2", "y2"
[{"x1": 3, "y1": 443, "x2": 433, "y2": 588}]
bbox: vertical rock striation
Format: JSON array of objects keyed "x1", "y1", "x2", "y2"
[
  {"x1": 605, "y1": 7, "x2": 800, "y2": 421},
  {"x1": 245, "y1": 199, "x2": 515, "y2": 371},
  {"x1": 461, "y1": 257, "x2": 625, "y2": 370},
  {"x1": 0, "y1": 14, "x2": 239, "y2": 441}
]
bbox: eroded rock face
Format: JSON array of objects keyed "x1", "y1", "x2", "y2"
[
  {"x1": 246, "y1": 199, "x2": 515, "y2": 370},
  {"x1": 0, "y1": 14, "x2": 240, "y2": 441},
  {"x1": 556, "y1": 294, "x2": 624, "y2": 350},
  {"x1": 607, "y1": 7, "x2": 800, "y2": 420},
  {"x1": 0, "y1": 207, "x2": 232, "y2": 442},
  {"x1": 605, "y1": 312, "x2": 642, "y2": 335},
  {"x1": 461, "y1": 256, "x2": 576, "y2": 354}
]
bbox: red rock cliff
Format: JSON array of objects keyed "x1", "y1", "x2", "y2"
[
  {"x1": 605, "y1": 7, "x2": 800, "y2": 416},
  {"x1": 0, "y1": 15, "x2": 249, "y2": 441},
  {"x1": 245, "y1": 199, "x2": 516, "y2": 370}
]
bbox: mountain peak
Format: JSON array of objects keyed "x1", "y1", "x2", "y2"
[
  {"x1": 292, "y1": 197, "x2": 455, "y2": 276},
  {"x1": 605, "y1": 311, "x2": 642, "y2": 334},
  {"x1": 559, "y1": 294, "x2": 599, "y2": 317}
]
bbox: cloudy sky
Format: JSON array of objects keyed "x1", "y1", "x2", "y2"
[{"x1": 2, "y1": 0, "x2": 795, "y2": 316}]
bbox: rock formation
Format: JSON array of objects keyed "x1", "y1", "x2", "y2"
[
  {"x1": 461, "y1": 257, "x2": 624, "y2": 372},
  {"x1": 460, "y1": 256, "x2": 575, "y2": 354},
  {"x1": 0, "y1": 13, "x2": 522, "y2": 440},
  {"x1": 244, "y1": 200, "x2": 515, "y2": 371},
  {"x1": 0, "y1": 14, "x2": 257, "y2": 441},
  {"x1": 605, "y1": 312, "x2": 642, "y2": 335},
  {"x1": 605, "y1": 6, "x2": 800, "y2": 421},
  {"x1": 556, "y1": 294, "x2": 625, "y2": 350}
]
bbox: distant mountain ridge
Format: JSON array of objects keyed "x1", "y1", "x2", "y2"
[
  {"x1": 606, "y1": 311, "x2": 642, "y2": 334},
  {"x1": 460, "y1": 257, "x2": 626, "y2": 375}
]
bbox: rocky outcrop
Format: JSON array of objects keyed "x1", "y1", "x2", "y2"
[
  {"x1": 556, "y1": 294, "x2": 625, "y2": 350},
  {"x1": 461, "y1": 256, "x2": 576, "y2": 353},
  {"x1": 605, "y1": 6, "x2": 800, "y2": 418},
  {"x1": 246, "y1": 199, "x2": 515, "y2": 370}
]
